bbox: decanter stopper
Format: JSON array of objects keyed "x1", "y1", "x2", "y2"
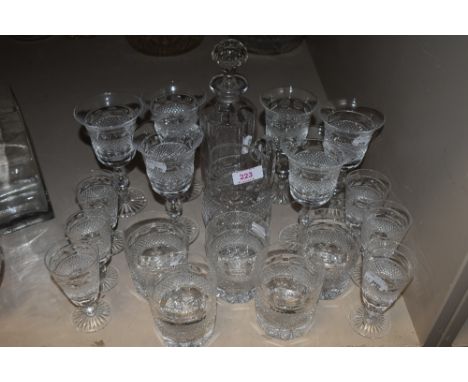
[{"x1": 211, "y1": 39, "x2": 248, "y2": 73}]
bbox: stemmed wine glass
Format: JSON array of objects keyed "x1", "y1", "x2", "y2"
[
  {"x1": 44, "y1": 240, "x2": 111, "y2": 332},
  {"x1": 74, "y1": 92, "x2": 147, "y2": 218},
  {"x1": 278, "y1": 138, "x2": 343, "y2": 244},
  {"x1": 76, "y1": 170, "x2": 123, "y2": 255},
  {"x1": 260, "y1": 86, "x2": 318, "y2": 204},
  {"x1": 139, "y1": 128, "x2": 203, "y2": 244},
  {"x1": 150, "y1": 83, "x2": 206, "y2": 202},
  {"x1": 348, "y1": 238, "x2": 414, "y2": 338},
  {"x1": 65, "y1": 210, "x2": 116, "y2": 292}
]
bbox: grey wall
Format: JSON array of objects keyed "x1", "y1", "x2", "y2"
[{"x1": 309, "y1": 36, "x2": 468, "y2": 344}]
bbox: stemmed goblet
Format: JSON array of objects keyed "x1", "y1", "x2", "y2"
[
  {"x1": 348, "y1": 238, "x2": 414, "y2": 338},
  {"x1": 260, "y1": 86, "x2": 318, "y2": 204},
  {"x1": 279, "y1": 138, "x2": 343, "y2": 244},
  {"x1": 150, "y1": 82, "x2": 206, "y2": 201},
  {"x1": 65, "y1": 210, "x2": 116, "y2": 292},
  {"x1": 76, "y1": 170, "x2": 124, "y2": 255},
  {"x1": 74, "y1": 92, "x2": 147, "y2": 218},
  {"x1": 140, "y1": 128, "x2": 203, "y2": 244},
  {"x1": 44, "y1": 240, "x2": 111, "y2": 332}
]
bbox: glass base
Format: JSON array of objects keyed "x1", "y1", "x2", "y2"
[
  {"x1": 183, "y1": 178, "x2": 204, "y2": 202},
  {"x1": 217, "y1": 287, "x2": 254, "y2": 304},
  {"x1": 177, "y1": 216, "x2": 200, "y2": 244},
  {"x1": 101, "y1": 265, "x2": 119, "y2": 293},
  {"x1": 72, "y1": 300, "x2": 111, "y2": 333},
  {"x1": 279, "y1": 223, "x2": 300, "y2": 244},
  {"x1": 111, "y1": 230, "x2": 124, "y2": 255},
  {"x1": 348, "y1": 305, "x2": 390, "y2": 339},
  {"x1": 119, "y1": 187, "x2": 147, "y2": 218},
  {"x1": 163, "y1": 324, "x2": 215, "y2": 347},
  {"x1": 272, "y1": 182, "x2": 292, "y2": 205},
  {"x1": 256, "y1": 312, "x2": 313, "y2": 341}
]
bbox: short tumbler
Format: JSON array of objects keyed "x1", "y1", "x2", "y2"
[
  {"x1": 206, "y1": 211, "x2": 269, "y2": 303},
  {"x1": 302, "y1": 220, "x2": 359, "y2": 300},
  {"x1": 255, "y1": 244, "x2": 324, "y2": 340},
  {"x1": 125, "y1": 218, "x2": 189, "y2": 298},
  {"x1": 147, "y1": 259, "x2": 217, "y2": 346}
]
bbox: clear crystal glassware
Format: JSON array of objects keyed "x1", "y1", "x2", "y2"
[
  {"x1": 349, "y1": 238, "x2": 414, "y2": 338},
  {"x1": 202, "y1": 142, "x2": 272, "y2": 226},
  {"x1": 65, "y1": 210, "x2": 117, "y2": 292},
  {"x1": 351, "y1": 200, "x2": 413, "y2": 287},
  {"x1": 345, "y1": 169, "x2": 391, "y2": 230},
  {"x1": 205, "y1": 211, "x2": 269, "y2": 303},
  {"x1": 260, "y1": 86, "x2": 318, "y2": 204},
  {"x1": 254, "y1": 243, "x2": 324, "y2": 340},
  {"x1": 200, "y1": 39, "x2": 256, "y2": 183},
  {"x1": 44, "y1": 240, "x2": 111, "y2": 332},
  {"x1": 147, "y1": 254, "x2": 216, "y2": 346},
  {"x1": 125, "y1": 218, "x2": 188, "y2": 298},
  {"x1": 140, "y1": 129, "x2": 203, "y2": 244},
  {"x1": 323, "y1": 110, "x2": 379, "y2": 170},
  {"x1": 150, "y1": 81, "x2": 205, "y2": 141},
  {"x1": 279, "y1": 138, "x2": 343, "y2": 243},
  {"x1": 75, "y1": 171, "x2": 124, "y2": 255},
  {"x1": 73, "y1": 92, "x2": 147, "y2": 218},
  {"x1": 302, "y1": 219, "x2": 359, "y2": 300}
]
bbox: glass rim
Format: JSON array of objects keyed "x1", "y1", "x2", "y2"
[
  {"x1": 324, "y1": 109, "x2": 379, "y2": 134},
  {"x1": 149, "y1": 81, "x2": 206, "y2": 114},
  {"x1": 345, "y1": 168, "x2": 391, "y2": 194},
  {"x1": 365, "y1": 199, "x2": 413, "y2": 227},
  {"x1": 75, "y1": 174, "x2": 116, "y2": 205},
  {"x1": 283, "y1": 138, "x2": 344, "y2": 170},
  {"x1": 73, "y1": 91, "x2": 145, "y2": 129},
  {"x1": 259, "y1": 85, "x2": 318, "y2": 114},
  {"x1": 44, "y1": 240, "x2": 99, "y2": 278},
  {"x1": 125, "y1": 217, "x2": 189, "y2": 248}
]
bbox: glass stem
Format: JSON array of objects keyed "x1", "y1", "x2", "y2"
[
  {"x1": 84, "y1": 302, "x2": 97, "y2": 317},
  {"x1": 298, "y1": 204, "x2": 311, "y2": 227},
  {"x1": 165, "y1": 197, "x2": 183, "y2": 220},
  {"x1": 114, "y1": 165, "x2": 130, "y2": 204},
  {"x1": 363, "y1": 306, "x2": 383, "y2": 325}
]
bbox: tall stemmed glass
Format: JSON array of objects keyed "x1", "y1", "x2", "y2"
[
  {"x1": 76, "y1": 171, "x2": 123, "y2": 255},
  {"x1": 44, "y1": 240, "x2": 111, "y2": 332},
  {"x1": 140, "y1": 129, "x2": 203, "y2": 244},
  {"x1": 74, "y1": 92, "x2": 147, "y2": 218},
  {"x1": 260, "y1": 86, "x2": 318, "y2": 204},
  {"x1": 348, "y1": 238, "x2": 414, "y2": 338},
  {"x1": 279, "y1": 138, "x2": 343, "y2": 244},
  {"x1": 150, "y1": 82, "x2": 206, "y2": 201}
]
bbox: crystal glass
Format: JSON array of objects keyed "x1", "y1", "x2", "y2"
[
  {"x1": 260, "y1": 86, "x2": 318, "y2": 204},
  {"x1": 200, "y1": 39, "x2": 256, "y2": 183},
  {"x1": 345, "y1": 169, "x2": 391, "y2": 230},
  {"x1": 349, "y1": 238, "x2": 414, "y2": 338},
  {"x1": 205, "y1": 211, "x2": 269, "y2": 303},
  {"x1": 147, "y1": 254, "x2": 216, "y2": 346},
  {"x1": 76, "y1": 171, "x2": 124, "y2": 255},
  {"x1": 254, "y1": 244, "x2": 324, "y2": 340},
  {"x1": 125, "y1": 218, "x2": 188, "y2": 298},
  {"x1": 323, "y1": 110, "x2": 379, "y2": 170},
  {"x1": 44, "y1": 241, "x2": 111, "y2": 332},
  {"x1": 351, "y1": 200, "x2": 412, "y2": 287},
  {"x1": 203, "y1": 142, "x2": 272, "y2": 226},
  {"x1": 279, "y1": 138, "x2": 343, "y2": 243},
  {"x1": 150, "y1": 81, "x2": 205, "y2": 141},
  {"x1": 302, "y1": 219, "x2": 359, "y2": 300},
  {"x1": 73, "y1": 92, "x2": 147, "y2": 218},
  {"x1": 65, "y1": 210, "x2": 116, "y2": 292},
  {"x1": 140, "y1": 129, "x2": 203, "y2": 244}
]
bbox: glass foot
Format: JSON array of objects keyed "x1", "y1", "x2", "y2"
[
  {"x1": 272, "y1": 185, "x2": 292, "y2": 205},
  {"x1": 348, "y1": 305, "x2": 390, "y2": 339},
  {"x1": 111, "y1": 230, "x2": 124, "y2": 255},
  {"x1": 119, "y1": 187, "x2": 147, "y2": 218},
  {"x1": 101, "y1": 265, "x2": 119, "y2": 293},
  {"x1": 72, "y1": 300, "x2": 111, "y2": 333},
  {"x1": 177, "y1": 216, "x2": 200, "y2": 244},
  {"x1": 279, "y1": 223, "x2": 300, "y2": 244},
  {"x1": 183, "y1": 178, "x2": 204, "y2": 202},
  {"x1": 256, "y1": 311, "x2": 313, "y2": 341}
]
